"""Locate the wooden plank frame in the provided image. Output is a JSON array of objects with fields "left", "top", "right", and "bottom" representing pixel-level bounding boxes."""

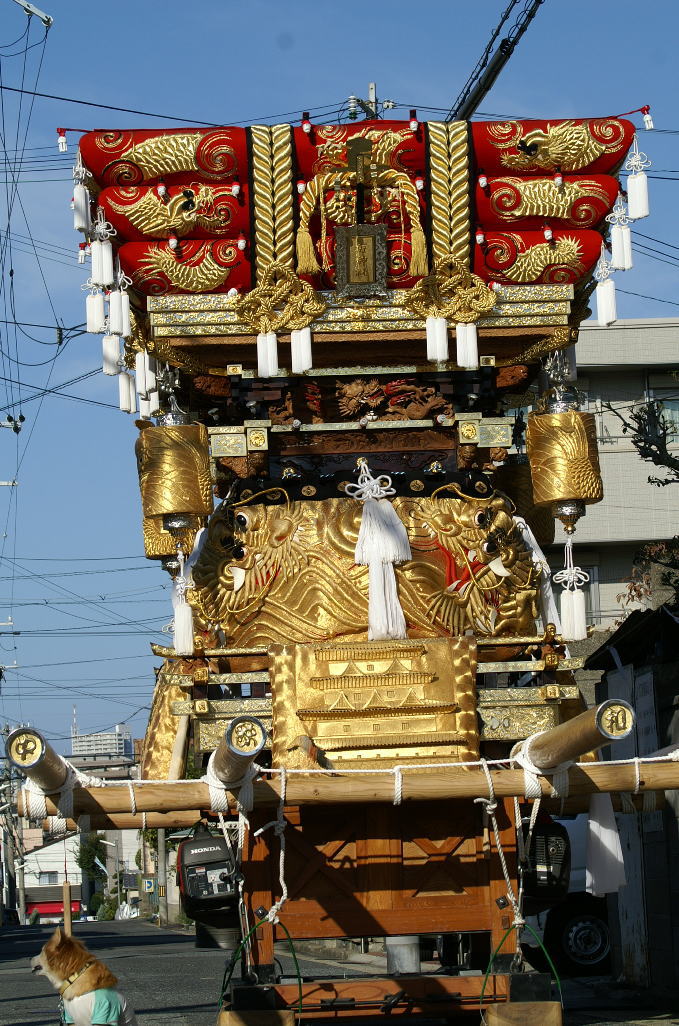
[{"left": 242, "top": 799, "right": 518, "bottom": 974}]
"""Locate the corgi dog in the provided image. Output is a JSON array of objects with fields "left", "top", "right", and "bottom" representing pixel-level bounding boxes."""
[{"left": 31, "top": 927, "right": 137, "bottom": 1026}]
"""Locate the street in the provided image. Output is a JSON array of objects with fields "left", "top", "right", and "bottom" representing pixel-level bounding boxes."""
[{"left": 0, "top": 920, "right": 675, "bottom": 1026}]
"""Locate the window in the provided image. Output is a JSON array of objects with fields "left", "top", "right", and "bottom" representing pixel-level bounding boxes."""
[
  {"left": 652, "top": 388, "right": 679, "bottom": 442},
  {"left": 38, "top": 871, "right": 58, "bottom": 885}
]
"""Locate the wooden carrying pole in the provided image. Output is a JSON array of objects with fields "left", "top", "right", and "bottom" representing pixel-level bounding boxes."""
[
  {"left": 42, "top": 812, "right": 206, "bottom": 833},
  {"left": 518, "top": 699, "right": 634, "bottom": 770},
  {"left": 211, "top": 716, "right": 267, "bottom": 786},
  {"left": 17, "top": 759, "right": 679, "bottom": 817},
  {"left": 6, "top": 727, "right": 68, "bottom": 791}
]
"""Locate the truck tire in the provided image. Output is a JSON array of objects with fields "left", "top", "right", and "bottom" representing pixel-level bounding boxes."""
[{"left": 544, "top": 896, "right": 610, "bottom": 976}]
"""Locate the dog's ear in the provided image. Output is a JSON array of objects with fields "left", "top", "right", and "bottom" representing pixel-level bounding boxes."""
[{"left": 52, "top": 926, "right": 63, "bottom": 943}]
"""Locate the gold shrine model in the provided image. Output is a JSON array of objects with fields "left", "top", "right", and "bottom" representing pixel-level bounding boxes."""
[{"left": 6, "top": 113, "right": 664, "bottom": 1025}]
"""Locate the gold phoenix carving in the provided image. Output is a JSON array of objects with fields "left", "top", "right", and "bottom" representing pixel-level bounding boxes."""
[
  {"left": 98, "top": 130, "right": 237, "bottom": 180},
  {"left": 401, "top": 254, "right": 497, "bottom": 322},
  {"left": 233, "top": 261, "right": 326, "bottom": 334},
  {"left": 269, "top": 637, "right": 479, "bottom": 769},
  {"left": 135, "top": 242, "right": 237, "bottom": 292},
  {"left": 487, "top": 119, "right": 628, "bottom": 172},
  {"left": 190, "top": 489, "right": 539, "bottom": 648},
  {"left": 526, "top": 410, "right": 603, "bottom": 506},
  {"left": 108, "top": 184, "right": 235, "bottom": 237},
  {"left": 135, "top": 423, "right": 213, "bottom": 517},
  {"left": 490, "top": 178, "right": 610, "bottom": 222},
  {"left": 487, "top": 235, "right": 584, "bottom": 283}
]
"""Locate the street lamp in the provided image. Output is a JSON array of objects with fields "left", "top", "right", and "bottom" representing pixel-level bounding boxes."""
[{"left": 100, "top": 839, "right": 121, "bottom": 908}]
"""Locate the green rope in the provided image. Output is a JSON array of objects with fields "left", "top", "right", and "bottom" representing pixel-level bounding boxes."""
[{"left": 479, "top": 922, "right": 564, "bottom": 1016}]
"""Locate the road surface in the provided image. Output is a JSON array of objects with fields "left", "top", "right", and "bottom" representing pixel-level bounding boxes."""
[{"left": 0, "top": 919, "right": 672, "bottom": 1026}]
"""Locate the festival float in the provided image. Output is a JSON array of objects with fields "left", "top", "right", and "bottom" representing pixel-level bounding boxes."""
[{"left": 6, "top": 107, "right": 675, "bottom": 1025}]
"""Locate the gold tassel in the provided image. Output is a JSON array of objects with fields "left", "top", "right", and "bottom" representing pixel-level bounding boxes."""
[
  {"left": 409, "top": 227, "right": 428, "bottom": 277},
  {"left": 296, "top": 228, "right": 321, "bottom": 274}
]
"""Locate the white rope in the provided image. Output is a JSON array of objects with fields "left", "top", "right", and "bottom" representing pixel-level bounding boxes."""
[
  {"left": 128, "top": 782, "right": 137, "bottom": 816},
  {"left": 203, "top": 751, "right": 231, "bottom": 813},
  {"left": 253, "top": 768, "right": 288, "bottom": 923},
  {"left": 633, "top": 757, "right": 641, "bottom": 795},
  {"left": 142, "top": 812, "right": 147, "bottom": 830},
  {"left": 513, "top": 732, "right": 573, "bottom": 799},
  {"left": 474, "top": 759, "right": 523, "bottom": 930},
  {"left": 22, "top": 758, "right": 104, "bottom": 823},
  {"left": 393, "top": 766, "right": 403, "bottom": 806}
]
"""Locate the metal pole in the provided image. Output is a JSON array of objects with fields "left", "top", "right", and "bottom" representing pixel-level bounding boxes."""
[
  {"left": 15, "top": 814, "right": 25, "bottom": 925},
  {"left": 157, "top": 828, "right": 168, "bottom": 927},
  {"left": 116, "top": 836, "right": 121, "bottom": 908}
]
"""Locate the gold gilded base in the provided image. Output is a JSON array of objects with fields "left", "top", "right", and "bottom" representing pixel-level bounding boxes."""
[{"left": 270, "top": 637, "right": 478, "bottom": 769}]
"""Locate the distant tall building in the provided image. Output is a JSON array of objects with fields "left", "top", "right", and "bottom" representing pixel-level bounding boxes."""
[{"left": 70, "top": 721, "right": 133, "bottom": 758}]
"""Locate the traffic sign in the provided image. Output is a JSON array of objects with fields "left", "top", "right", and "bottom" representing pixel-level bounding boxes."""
[{"left": 143, "top": 878, "right": 155, "bottom": 893}]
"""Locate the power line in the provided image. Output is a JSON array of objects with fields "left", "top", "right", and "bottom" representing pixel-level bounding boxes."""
[{"left": 0, "top": 85, "right": 345, "bottom": 128}]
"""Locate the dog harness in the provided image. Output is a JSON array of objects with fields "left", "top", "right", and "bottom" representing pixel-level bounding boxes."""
[{"left": 62, "top": 988, "right": 137, "bottom": 1026}]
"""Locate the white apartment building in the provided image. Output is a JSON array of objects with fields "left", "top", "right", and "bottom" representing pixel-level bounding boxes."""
[
  {"left": 546, "top": 318, "right": 679, "bottom": 628},
  {"left": 71, "top": 722, "right": 133, "bottom": 758}
]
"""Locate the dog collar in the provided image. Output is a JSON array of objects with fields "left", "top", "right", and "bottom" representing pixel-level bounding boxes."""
[{"left": 58, "top": 960, "right": 95, "bottom": 996}]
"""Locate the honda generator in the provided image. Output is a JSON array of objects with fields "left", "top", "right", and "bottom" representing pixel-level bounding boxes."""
[{"left": 177, "top": 828, "right": 238, "bottom": 918}]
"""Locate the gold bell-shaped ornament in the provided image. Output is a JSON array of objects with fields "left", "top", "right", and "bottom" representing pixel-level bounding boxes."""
[{"left": 526, "top": 382, "right": 604, "bottom": 641}]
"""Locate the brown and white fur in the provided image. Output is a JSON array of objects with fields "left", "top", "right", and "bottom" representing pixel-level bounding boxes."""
[{"left": 31, "top": 927, "right": 136, "bottom": 1025}]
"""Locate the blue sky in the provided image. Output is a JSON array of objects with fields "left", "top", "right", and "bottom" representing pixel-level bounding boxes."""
[{"left": 0, "top": 0, "right": 678, "bottom": 751}]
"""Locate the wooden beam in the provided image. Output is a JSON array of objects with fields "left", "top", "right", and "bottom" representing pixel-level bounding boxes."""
[
  {"left": 521, "top": 700, "right": 634, "bottom": 770},
  {"left": 42, "top": 812, "right": 206, "bottom": 833},
  {"left": 17, "top": 759, "right": 679, "bottom": 817}
]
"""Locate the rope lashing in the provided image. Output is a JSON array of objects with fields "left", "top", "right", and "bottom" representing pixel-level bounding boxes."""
[
  {"left": 513, "top": 731, "right": 573, "bottom": 799},
  {"left": 127, "top": 782, "right": 137, "bottom": 816},
  {"left": 253, "top": 768, "right": 288, "bottom": 923},
  {"left": 474, "top": 759, "right": 524, "bottom": 931},
  {"left": 23, "top": 758, "right": 104, "bottom": 823},
  {"left": 393, "top": 766, "right": 403, "bottom": 806}
]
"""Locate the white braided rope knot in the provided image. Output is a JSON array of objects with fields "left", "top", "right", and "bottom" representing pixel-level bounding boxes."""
[
  {"left": 23, "top": 758, "right": 105, "bottom": 823},
  {"left": 513, "top": 732, "right": 573, "bottom": 799}
]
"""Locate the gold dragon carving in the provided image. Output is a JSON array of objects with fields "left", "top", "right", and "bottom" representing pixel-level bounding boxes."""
[
  {"left": 97, "top": 130, "right": 237, "bottom": 180},
  {"left": 489, "top": 178, "right": 611, "bottom": 222},
  {"left": 135, "top": 242, "right": 238, "bottom": 292},
  {"left": 486, "top": 235, "right": 584, "bottom": 283},
  {"left": 400, "top": 253, "right": 497, "bottom": 322},
  {"left": 189, "top": 488, "right": 540, "bottom": 647},
  {"left": 108, "top": 184, "right": 235, "bottom": 237},
  {"left": 487, "top": 119, "right": 627, "bottom": 172},
  {"left": 233, "top": 261, "right": 326, "bottom": 333},
  {"left": 526, "top": 410, "right": 604, "bottom": 506}
]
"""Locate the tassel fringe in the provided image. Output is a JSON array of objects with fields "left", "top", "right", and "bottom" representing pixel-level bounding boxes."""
[
  {"left": 296, "top": 229, "right": 321, "bottom": 274},
  {"left": 409, "top": 227, "right": 428, "bottom": 277}
]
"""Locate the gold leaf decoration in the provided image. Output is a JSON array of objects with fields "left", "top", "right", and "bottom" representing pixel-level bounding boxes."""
[
  {"left": 234, "top": 261, "right": 326, "bottom": 334},
  {"left": 401, "top": 253, "right": 497, "bottom": 322},
  {"left": 526, "top": 410, "right": 603, "bottom": 506}
]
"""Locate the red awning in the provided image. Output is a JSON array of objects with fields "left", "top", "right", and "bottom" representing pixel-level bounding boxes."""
[{"left": 26, "top": 901, "right": 80, "bottom": 914}]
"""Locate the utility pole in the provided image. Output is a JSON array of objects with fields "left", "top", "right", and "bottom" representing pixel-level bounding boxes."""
[
  {"left": 157, "top": 828, "right": 168, "bottom": 926},
  {"left": 446, "top": 0, "right": 545, "bottom": 121}
]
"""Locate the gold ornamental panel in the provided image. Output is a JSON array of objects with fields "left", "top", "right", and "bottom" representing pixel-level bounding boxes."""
[
  {"left": 269, "top": 637, "right": 479, "bottom": 769},
  {"left": 526, "top": 410, "right": 603, "bottom": 507}
]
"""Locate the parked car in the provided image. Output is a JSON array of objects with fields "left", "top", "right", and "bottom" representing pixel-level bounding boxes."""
[{"left": 523, "top": 814, "right": 611, "bottom": 976}]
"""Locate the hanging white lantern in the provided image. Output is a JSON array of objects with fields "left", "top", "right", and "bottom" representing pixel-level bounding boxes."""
[
  {"left": 134, "top": 351, "right": 147, "bottom": 396},
  {"left": 256, "top": 332, "right": 278, "bottom": 377},
  {"left": 624, "top": 135, "right": 651, "bottom": 220},
  {"left": 147, "top": 389, "right": 160, "bottom": 415},
  {"left": 120, "top": 291, "right": 131, "bottom": 338},
  {"left": 108, "top": 290, "right": 124, "bottom": 335},
  {"left": 118, "top": 373, "right": 135, "bottom": 413},
  {"left": 145, "top": 355, "right": 157, "bottom": 393},
  {"left": 139, "top": 396, "right": 152, "bottom": 419},
  {"left": 86, "top": 292, "right": 106, "bottom": 334},
  {"left": 610, "top": 223, "right": 633, "bottom": 270},
  {"left": 73, "top": 183, "right": 91, "bottom": 234},
  {"left": 102, "top": 335, "right": 120, "bottom": 376},
  {"left": 456, "top": 322, "right": 479, "bottom": 370},
  {"left": 426, "top": 316, "right": 448, "bottom": 362},
  {"left": 90, "top": 240, "right": 104, "bottom": 285},
  {"left": 594, "top": 247, "right": 617, "bottom": 327},
  {"left": 291, "top": 327, "right": 313, "bottom": 373}
]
